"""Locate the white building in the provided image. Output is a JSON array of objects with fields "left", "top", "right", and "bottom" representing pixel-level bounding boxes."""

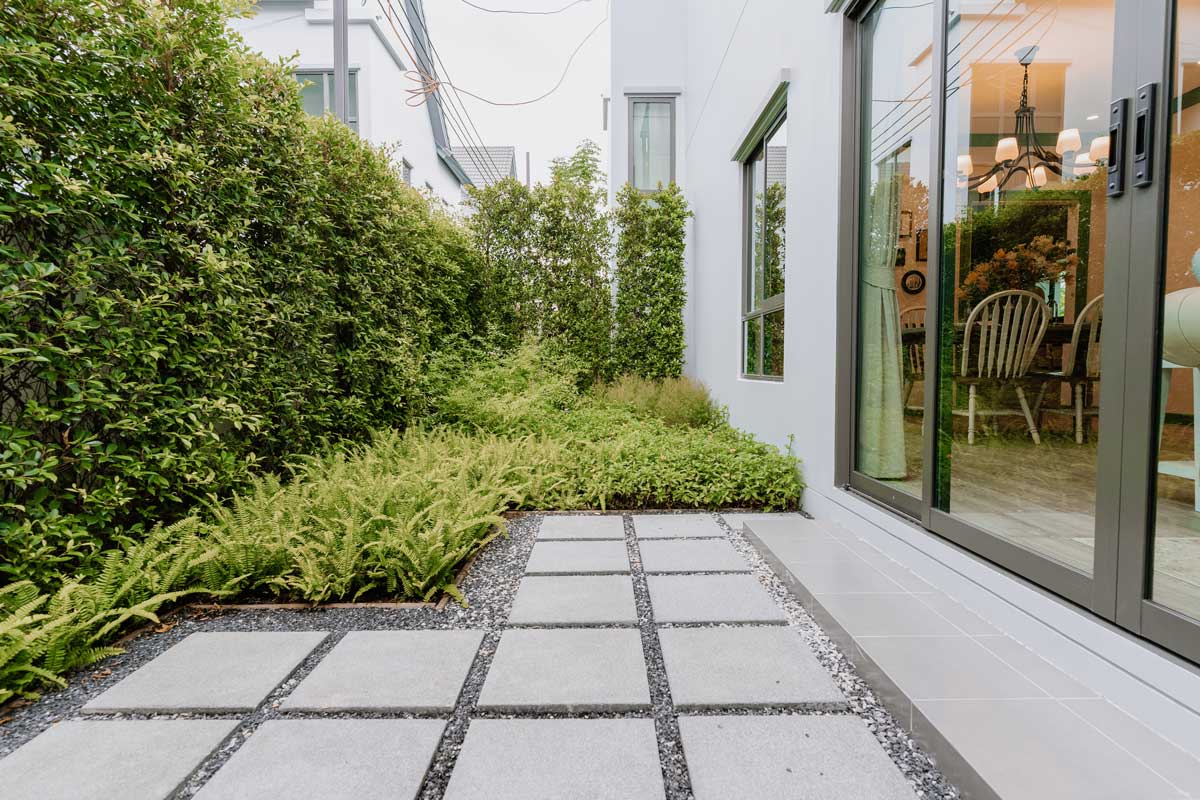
[
  {"left": 611, "top": 0, "right": 1200, "bottom": 795},
  {"left": 230, "top": 0, "right": 472, "bottom": 204}
]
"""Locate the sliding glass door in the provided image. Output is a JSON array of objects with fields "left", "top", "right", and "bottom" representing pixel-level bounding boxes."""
[{"left": 843, "top": 0, "right": 1200, "bottom": 662}]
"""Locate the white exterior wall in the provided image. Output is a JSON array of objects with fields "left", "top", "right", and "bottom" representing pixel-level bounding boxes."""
[
  {"left": 230, "top": 0, "right": 464, "bottom": 205},
  {"left": 610, "top": 0, "right": 844, "bottom": 493}
]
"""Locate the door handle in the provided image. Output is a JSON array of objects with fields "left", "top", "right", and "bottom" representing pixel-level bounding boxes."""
[
  {"left": 1133, "top": 82, "right": 1157, "bottom": 188},
  {"left": 1107, "top": 97, "right": 1127, "bottom": 197}
]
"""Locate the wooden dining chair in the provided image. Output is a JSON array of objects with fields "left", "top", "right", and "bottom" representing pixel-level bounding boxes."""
[
  {"left": 900, "top": 306, "right": 926, "bottom": 410},
  {"left": 1040, "top": 294, "right": 1103, "bottom": 444},
  {"left": 953, "top": 290, "right": 1052, "bottom": 445}
]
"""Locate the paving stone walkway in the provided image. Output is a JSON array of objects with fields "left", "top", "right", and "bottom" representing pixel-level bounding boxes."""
[{"left": 0, "top": 513, "right": 922, "bottom": 799}]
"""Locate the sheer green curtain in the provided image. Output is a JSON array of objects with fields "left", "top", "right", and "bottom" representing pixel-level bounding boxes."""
[{"left": 857, "top": 157, "right": 907, "bottom": 479}]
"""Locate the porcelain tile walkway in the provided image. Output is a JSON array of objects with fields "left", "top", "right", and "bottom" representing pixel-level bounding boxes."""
[{"left": 0, "top": 514, "right": 922, "bottom": 800}]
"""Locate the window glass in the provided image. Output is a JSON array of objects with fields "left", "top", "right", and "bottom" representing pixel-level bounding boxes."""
[
  {"left": 294, "top": 71, "right": 359, "bottom": 133},
  {"left": 934, "top": 0, "right": 1114, "bottom": 573},
  {"left": 854, "top": 0, "right": 932, "bottom": 496},
  {"left": 631, "top": 100, "right": 673, "bottom": 191},
  {"left": 747, "top": 146, "right": 766, "bottom": 313},
  {"left": 764, "top": 124, "right": 787, "bottom": 300},
  {"left": 763, "top": 310, "right": 785, "bottom": 377}
]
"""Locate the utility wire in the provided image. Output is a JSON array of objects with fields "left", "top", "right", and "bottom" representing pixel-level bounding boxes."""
[
  {"left": 401, "top": 0, "right": 509, "bottom": 181},
  {"left": 376, "top": 0, "right": 504, "bottom": 184},
  {"left": 457, "top": 0, "right": 592, "bottom": 14}
]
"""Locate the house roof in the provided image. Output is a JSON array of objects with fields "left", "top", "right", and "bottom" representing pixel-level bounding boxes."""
[
  {"left": 407, "top": 0, "right": 474, "bottom": 187},
  {"left": 450, "top": 146, "right": 519, "bottom": 187}
]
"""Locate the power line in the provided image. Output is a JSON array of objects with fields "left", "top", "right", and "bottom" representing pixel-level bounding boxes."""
[
  {"left": 411, "top": 0, "right": 609, "bottom": 108},
  {"left": 376, "top": 0, "right": 504, "bottom": 184},
  {"left": 402, "top": 0, "right": 509, "bottom": 182},
  {"left": 458, "top": 0, "right": 593, "bottom": 14}
]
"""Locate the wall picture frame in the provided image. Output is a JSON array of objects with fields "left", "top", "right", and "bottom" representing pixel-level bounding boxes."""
[{"left": 899, "top": 210, "right": 913, "bottom": 238}]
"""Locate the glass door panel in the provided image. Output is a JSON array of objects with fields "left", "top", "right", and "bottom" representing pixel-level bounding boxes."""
[
  {"left": 936, "top": 0, "right": 1115, "bottom": 576},
  {"left": 854, "top": 0, "right": 935, "bottom": 499},
  {"left": 1151, "top": 0, "right": 1200, "bottom": 623}
]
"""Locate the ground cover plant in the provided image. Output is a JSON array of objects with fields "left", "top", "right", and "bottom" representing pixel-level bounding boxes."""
[{"left": 0, "top": 345, "right": 802, "bottom": 703}]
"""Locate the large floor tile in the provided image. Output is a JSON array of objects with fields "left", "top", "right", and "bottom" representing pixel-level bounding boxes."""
[
  {"left": 537, "top": 515, "right": 625, "bottom": 540},
  {"left": 647, "top": 574, "right": 787, "bottom": 624},
  {"left": 658, "top": 626, "right": 844, "bottom": 708},
  {"left": 281, "top": 630, "right": 481, "bottom": 712},
  {"left": 0, "top": 720, "right": 237, "bottom": 800},
  {"left": 84, "top": 631, "right": 327, "bottom": 713},
  {"left": 815, "top": 594, "right": 959, "bottom": 637},
  {"left": 477, "top": 628, "right": 650, "bottom": 711},
  {"left": 787, "top": 557, "right": 908, "bottom": 594},
  {"left": 524, "top": 540, "right": 630, "bottom": 575},
  {"left": 914, "top": 698, "right": 1184, "bottom": 799},
  {"left": 444, "top": 718, "right": 664, "bottom": 800},
  {"left": 638, "top": 539, "right": 749, "bottom": 573},
  {"left": 973, "top": 635, "right": 1098, "bottom": 699},
  {"left": 632, "top": 513, "right": 724, "bottom": 538},
  {"left": 856, "top": 636, "right": 1046, "bottom": 701},
  {"left": 507, "top": 575, "right": 637, "bottom": 626},
  {"left": 1062, "top": 699, "right": 1200, "bottom": 795},
  {"left": 193, "top": 719, "right": 444, "bottom": 800},
  {"left": 678, "top": 715, "right": 916, "bottom": 799}
]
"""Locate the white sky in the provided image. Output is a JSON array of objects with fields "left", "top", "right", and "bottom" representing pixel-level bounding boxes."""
[{"left": 420, "top": 0, "right": 611, "bottom": 185}]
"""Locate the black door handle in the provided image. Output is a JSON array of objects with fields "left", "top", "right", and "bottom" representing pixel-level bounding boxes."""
[
  {"left": 1107, "top": 98, "right": 1127, "bottom": 198},
  {"left": 1133, "top": 82, "right": 1157, "bottom": 188}
]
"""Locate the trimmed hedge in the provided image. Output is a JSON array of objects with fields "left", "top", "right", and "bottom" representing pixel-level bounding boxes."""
[{"left": 0, "top": 0, "right": 482, "bottom": 587}]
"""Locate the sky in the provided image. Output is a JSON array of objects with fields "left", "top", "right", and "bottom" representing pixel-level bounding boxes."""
[{"left": 420, "top": 0, "right": 611, "bottom": 185}]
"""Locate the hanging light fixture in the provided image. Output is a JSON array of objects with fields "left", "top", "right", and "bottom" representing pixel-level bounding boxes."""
[{"left": 965, "top": 46, "right": 1074, "bottom": 194}]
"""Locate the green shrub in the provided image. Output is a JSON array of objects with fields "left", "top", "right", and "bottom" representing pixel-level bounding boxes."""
[
  {"left": 0, "top": 0, "right": 483, "bottom": 587},
  {"left": 612, "top": 183, "right": 691, "bottom": 378},
  {"left": 597, "top": 374, "right": 725, "bottom": 429}
]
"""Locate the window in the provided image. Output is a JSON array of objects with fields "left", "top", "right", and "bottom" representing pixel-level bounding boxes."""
[
  {"left": 401, "top": 159, "right": 413, "bottom": 186},
  {"left": 628, "top": 97, "right": 675, "bottom": 192},
  {"left": 741, "top": 114, "right": 786, "bottom": 378},
  {"left": 294, "top": 70, "right": 359, "bottom": 133}
]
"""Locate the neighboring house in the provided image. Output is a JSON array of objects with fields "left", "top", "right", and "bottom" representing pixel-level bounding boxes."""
[
  {"left": 451, "top": 146, "right": 520, "bottom": 190},
  {"left": 230, "top": 0, "right": 472, "bottom": 205},
  {"left": 611, "top": 0, "right": 1200, "bottom": 794}
]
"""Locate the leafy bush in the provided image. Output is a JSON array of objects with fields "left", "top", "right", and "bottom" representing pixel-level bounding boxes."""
[
  {"left": 597, "top": 374, "right": 725, "bottom": 429},
  {"left": 0, "top": 0, "right": 483, "bottom": 587},
  {"left": 612, "top": 183, "right": 691, "bottom": 378}
]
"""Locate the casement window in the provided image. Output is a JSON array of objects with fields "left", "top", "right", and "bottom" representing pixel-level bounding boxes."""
[
  {"left": 294, "top": 70, "right": 359, "bottom": 133},
  {"left": 740, "top": 110, "right": 787, "bottom": 379},
  {"left": 628, "top": 96, "right": 675, "bottom": 192}
]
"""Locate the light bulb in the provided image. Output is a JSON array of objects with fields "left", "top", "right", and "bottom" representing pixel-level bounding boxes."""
[
  {"left": 995, "top": 137, "right": 1019, "bottom": 162},
  {"left": 1056, "top": 128, "right": 1081, "bottom": 155},
  {"left": 1089, "top": 135, "right": 1110, "bottom": 163},
  {"left": 957, "top": 155, "right": 974, "bottom": 176},
  {"left": 1033, "top": 165, "right": 1049, "bottom": 187},
  {"left": 977, "top": 175, "right": 999, "bottom": 194}
]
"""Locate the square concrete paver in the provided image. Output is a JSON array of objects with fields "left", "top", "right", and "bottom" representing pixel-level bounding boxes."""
[
  {"left": 193, "top": 719, "right": 444, "bottom": 800},
  {"left": 444, "top": 718, "right": 665, "bottom": 800},
  {"left": 524, "top": 540, "right": 630, "bottom": 575},
  {"left": 0, "top": 720, "right": 237, "bottom": 800},
  {"left": 679, "top": 715, "right": 917, "bottom": 799},
  {"left": 658, "top": 627, "right": 844, "bottom": 708},
  {"left": 639, "top": 539, "right": 749, "bottom": 573},
  {"left": 508, "top": 575, "right": 637, "bottom": 626},
  {"left": 537, "top": 515, "right": 626, "bottom": 540},
  {"left": 647, "top": 574, "right": 787, "bottom": 624},
  {"left": 633, "top": 514, "right": 724, "bottom": 538},
  {"left": 84, "top": 631, "right": 327, "bottom": 713},
  {"left": 477, "top": 628, "right": 650, "bottom": 711},
  {"left": 281, "top": 630, "right": 482, "bottom": 712}
]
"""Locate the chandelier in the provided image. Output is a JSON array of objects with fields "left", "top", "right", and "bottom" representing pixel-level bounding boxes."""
[{"left": 960, "top": 47, "right": 1109, "bottom": 194}]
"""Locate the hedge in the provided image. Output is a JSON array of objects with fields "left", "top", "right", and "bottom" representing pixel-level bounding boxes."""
[{"left": 0, "top": 0, "right": 484, "bottom": 588}]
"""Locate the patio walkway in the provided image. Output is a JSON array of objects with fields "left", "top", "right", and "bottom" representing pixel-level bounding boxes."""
[{"left": 0, "top": 514, "right": 925, "bottom": 800}]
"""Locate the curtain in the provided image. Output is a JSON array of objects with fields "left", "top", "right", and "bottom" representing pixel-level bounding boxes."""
[{"left": 856, "top": 157, "right": 907, "bottom": 479}]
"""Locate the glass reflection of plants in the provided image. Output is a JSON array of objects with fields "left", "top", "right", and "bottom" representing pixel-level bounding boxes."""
[
  {"left": 959, "top": 235, "right": 1076, "bottom": 309},
  {"left": 752, "top": 182, "right": 787, "bottom": 302}
]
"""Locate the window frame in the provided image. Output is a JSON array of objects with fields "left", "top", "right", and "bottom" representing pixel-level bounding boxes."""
[
  {"left": 401, "top": 159, "right": 413, "bottom": 186},
  {"left": 627, "top": 95, "right": 677, "bottom": 193},
  {"left": 740, "top": 111, "right": 787, "bottom": 380},
  {"left": 294, "top": 69, "right": 360, "bottom": 132}
]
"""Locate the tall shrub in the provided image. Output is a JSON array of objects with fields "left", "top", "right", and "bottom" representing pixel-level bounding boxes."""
[
  {"left": 0, "top": 0, "right": 482, "bottom": 586},
  {"left": 612, "top": 183, "right": 691, "bottom": 378}
]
